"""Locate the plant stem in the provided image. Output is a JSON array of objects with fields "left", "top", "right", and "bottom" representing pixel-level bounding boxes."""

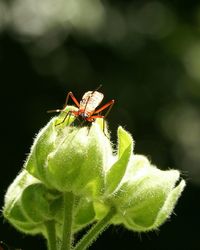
[
  {"left": 73, "top": 207, "right": 116, "bottom": 250},
  {"left": 45, "top": 220, "right": 57, "bottom": 250},
  {"left": 61, "top": 192, "right": 75, "bottom": 250}
]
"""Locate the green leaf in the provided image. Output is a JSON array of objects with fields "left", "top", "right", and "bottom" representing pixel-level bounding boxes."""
[
  {"left": 21, "top": 183, "right": 60, "bottom": 223},
  {"left": 154, "top": 179, "right": 186, "bottom": 228},
  {"left": 74, "top": 199, "right": 95, "bottom": 227},
  {"left": 25, "top": 118, "right": 56, "bottom": 187},
  {"left": 105, "top": 127, "right": 133, "bottom": 195},
  {"left": 3, "top": 170, "right": 47, "bottom": 235},
  {"left": 118, "top": 126, "right": 134, "bottom": 159}
]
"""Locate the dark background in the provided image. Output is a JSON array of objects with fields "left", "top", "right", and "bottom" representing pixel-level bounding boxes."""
[{"left": 0, "top": 0, "right": 199, "bottom": 249}]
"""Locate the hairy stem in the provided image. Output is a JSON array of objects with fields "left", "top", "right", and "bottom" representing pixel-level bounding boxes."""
[
  {"left": 61, "top": 192, "right": 75, "bottom": 250},
  {"left": 73, "top": 207, "right": 116, "bottom": 250},
  {"left": 45, "top": 220, "right": 57, "bottom": 250}
]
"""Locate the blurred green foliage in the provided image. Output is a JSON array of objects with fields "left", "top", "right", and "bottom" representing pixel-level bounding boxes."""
[{"left": 0, "top": 0, "right": 200, "bottom": 249}]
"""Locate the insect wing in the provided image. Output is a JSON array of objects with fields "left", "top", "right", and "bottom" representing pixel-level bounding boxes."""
[{"left": 80, "top": 91, "right": 104, "bottom": 113}]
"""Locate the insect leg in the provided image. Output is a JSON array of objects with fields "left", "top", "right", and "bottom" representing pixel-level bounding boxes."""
[
  {"left": 55, "top": 111, "right": 72, "bottom": 126},
  {"left": 93, "top": 99, "right": 115, "bottom": 133},
  {"left": 93, "top": 99, "right": 115, "bottom": 115},
  {"left": 47, "top": 109, "right": 63, "bottom": 113},
  {"left": 63, "top": 92, "right": 80, "bottom": 109},
  {"left": 87, "top": 115, "right": 107, "bottom": 135},
  {"left": 47, "top": 92, "right": 80, "bottom": 113}
]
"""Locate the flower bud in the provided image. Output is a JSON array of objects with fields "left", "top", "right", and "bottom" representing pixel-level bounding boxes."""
[
  {"left": 93, "top": 126, "right": 134, "bottom": 220},
  {"left": 110, "top": 155, "right": 186, "bottom": 231},
  {"left": 105, "top": 126, "right": 134, "bottom": 195},
  {"left": 24, "top": 106, "right": 113, "bottom": 197},
  {"left": 3, "top": 170, "right": 61, "bottom": 235}
]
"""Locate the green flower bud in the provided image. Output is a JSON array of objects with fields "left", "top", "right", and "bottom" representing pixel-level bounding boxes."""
[
  {"left": 105, "top": 126, "right": 134, "bottom": 195},
  {"left": 3, "top": 170, "right": 61, "bottom": 235},
  {"left": 110, "top": 155, "right": 186, "bottom": 232},
  {"left": 93, "top": 126, "right": 134, "bottom": 220},
  {"left": 25, "top": 106, "right": 113, "bottom": 197},
  {"left": 92, "top": 127, "right": 185, "bottom": 232}
]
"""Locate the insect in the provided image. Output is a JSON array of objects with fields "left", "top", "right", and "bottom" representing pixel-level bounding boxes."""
[{"left": 48, "top": 85, "right": 115, "bottom": 129}]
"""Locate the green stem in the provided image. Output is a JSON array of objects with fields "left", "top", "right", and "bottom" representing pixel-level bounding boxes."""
[
  {"left": 45, "top": 220, "right": 57, "bottom": 250},
  {"left": 73, "top": 207, "right": 116, "bottom": 250},
  {"left": 61, "top": 192, "right": 75, "bottom": 250}
]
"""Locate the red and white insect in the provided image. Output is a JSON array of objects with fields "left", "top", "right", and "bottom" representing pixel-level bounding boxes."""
[{"left": 48, "top": 86, "right": 114, "bottom": 126}]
